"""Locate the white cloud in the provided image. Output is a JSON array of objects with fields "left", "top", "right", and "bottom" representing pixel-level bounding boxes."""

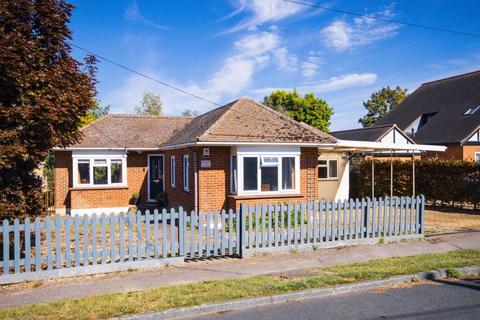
[
  {"left": 104, "top": 30, "right": 287, "bottom": 115},
  {"left": 301, "top": 53, "right": 322, "bottom": 78},
  {"left": 220, "top": 0, "right": 305, "bottom": 33},
  {"left": 124, "top": 1, "right": 167, "bottom": 30},
  {"left": 321, "top": 6, "right": 399, "bottom": 51},
  {"left": 273, "top": 47, "right": 298, "bottom": 72},
  {"left": 253, "top": 72, "right": 378, "bottom": 95}
]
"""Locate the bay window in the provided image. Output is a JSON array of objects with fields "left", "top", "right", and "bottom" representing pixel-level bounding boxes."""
[
  {"left": 72, "top": 152, "right": 127, "bottom": 188},
  {"left": 233, "top": 147, "right": 300, "bottom": 195}
]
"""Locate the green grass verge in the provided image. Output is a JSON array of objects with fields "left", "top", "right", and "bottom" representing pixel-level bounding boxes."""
[{"left": 1, "top": 249, "right": 479, "bottom": 320}]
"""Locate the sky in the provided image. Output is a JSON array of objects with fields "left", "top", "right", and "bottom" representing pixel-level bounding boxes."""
[{"left": 69, "top": 0, "right": 480, "bottom": 131}]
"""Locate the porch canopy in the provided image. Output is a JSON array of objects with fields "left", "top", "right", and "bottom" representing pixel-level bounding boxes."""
[{"left": 318, "top": 139, "right": 447, "bottom": 199}]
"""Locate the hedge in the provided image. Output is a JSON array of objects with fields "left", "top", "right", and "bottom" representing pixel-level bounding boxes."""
[{"left": 350, "top": 158, "right": 480, "bottom": 208}]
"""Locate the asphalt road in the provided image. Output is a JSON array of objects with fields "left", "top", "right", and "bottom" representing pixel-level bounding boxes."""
[{"left": 191, "top": 277, "right": 480, "bottom": 320}]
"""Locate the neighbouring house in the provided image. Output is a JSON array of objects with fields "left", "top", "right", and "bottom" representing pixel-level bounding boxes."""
[
  {"left": 330, "top": 124, "right": 419, "bottom": 159},
  {"left": 375, "top": 70, "right": 480, "bottom": 161},
  {"left": 53, "top": 98, "right": 444, "bottom": 215}
]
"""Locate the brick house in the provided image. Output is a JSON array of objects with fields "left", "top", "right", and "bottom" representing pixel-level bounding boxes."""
[
  {"left": 53, "top": 98, "right": 444, "bottom": 215},
  {"left": 375, "top": 70, "right": 480, "bottom": 161}
]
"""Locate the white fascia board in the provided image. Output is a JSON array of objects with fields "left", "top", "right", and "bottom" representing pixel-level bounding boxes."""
[{"left": 336, "top": 140, "right": 446, "bottom": 152}]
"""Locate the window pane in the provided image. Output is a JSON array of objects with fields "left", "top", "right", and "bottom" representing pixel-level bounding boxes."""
[
  {"left": 94, "top": 159, "right": 107, "bottom": 165},
  {"left": 261, "top": 156, "right": 279, "bottom": 166},
  {"left": 476, "top": 153, "right": 480, "bottom": 162},
  {"left": 318, "top": 166, "right": 328, "bottom": 179},
  {"left": 231, "top": 156, "right": 237, "bottom": 193},
  {"left": 243, "top": 157, "right": 258, "bottom": 191},
  {"left": 261, "top": 166, "right": 278, "bottom": 191},
  {"left": 329, "top": 160, "right": 338, "bottom": 178},
  {"left": 111, "top": 159, "right": 122, "bottom": 183},
  {"left": 282, "top": 157, "right": 295, "bottom": 190},
  {"left": 94, "top": 166, "right": 107, "bottom": 184},
  {"left": 78, "top": 160, "right": 90, "bottom": 184},
  {"left": 318, "top": 160, "right": 327, "bottom": 166}
]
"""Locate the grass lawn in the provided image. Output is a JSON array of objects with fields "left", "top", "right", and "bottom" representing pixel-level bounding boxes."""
[{"left": 1, "top": 249, "right": 479, "bottom": 320}]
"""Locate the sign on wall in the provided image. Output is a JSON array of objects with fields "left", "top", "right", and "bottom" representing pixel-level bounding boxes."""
[{"left": 201, "top": 159, "right": 211, "bottom": 168}]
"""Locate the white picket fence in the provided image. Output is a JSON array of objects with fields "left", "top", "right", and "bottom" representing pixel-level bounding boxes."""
[{"left": 0, "top": 196, "right": 424, "bottom": 284}]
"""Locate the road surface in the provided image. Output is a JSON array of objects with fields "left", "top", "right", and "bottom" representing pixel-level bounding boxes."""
[{"left": 190, "top": 277, "right": 480, "bottom": 320}]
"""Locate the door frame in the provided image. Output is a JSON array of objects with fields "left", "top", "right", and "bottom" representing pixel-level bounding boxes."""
[{"left": 147, "top": 154, "right": 165, "bottom": 202}]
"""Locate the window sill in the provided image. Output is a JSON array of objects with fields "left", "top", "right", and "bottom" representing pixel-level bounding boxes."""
[
  {"left": 70, "top": 185, "right": 128, "bottom": 191},
  {"left": 318, "top": 178, "right": 339, "bottom": 181},
  {"left": 228, "top": 193, "right": 302, "bottom": 200}
]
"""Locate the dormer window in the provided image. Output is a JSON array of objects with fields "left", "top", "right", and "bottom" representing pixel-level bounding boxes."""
[{"left": 463, "top": 106, "right": 480, "bottom": 116}]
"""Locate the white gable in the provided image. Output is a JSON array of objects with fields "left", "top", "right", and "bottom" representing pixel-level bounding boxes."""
[
  {"left": 379, "top": 127, "right": 412, "bottom": 144},
  {"left": 467, "top": 129, "right": 480, "bottom": 142}
]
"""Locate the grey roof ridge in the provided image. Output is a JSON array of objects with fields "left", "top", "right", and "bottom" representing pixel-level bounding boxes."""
[{"left": 421, "top": 69, "right": 480, "bottom": 87}]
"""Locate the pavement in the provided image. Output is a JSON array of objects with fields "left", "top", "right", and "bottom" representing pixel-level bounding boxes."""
[
  {"left": 0, "top": 231, "right": 479, "bottom": 309},
  {"left": 191, "top": 276, "right": 480, "bottom": 320}
]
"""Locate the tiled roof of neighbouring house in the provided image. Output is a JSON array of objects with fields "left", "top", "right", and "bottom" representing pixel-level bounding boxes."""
[
  {"left": 70, "top": 98, "right": 336, "bottom": 149},
  {"left": 330, "top": 124, "right": 396, "bottom": 142},
  {"left": 375, "top": 70, "right": 480, "bottom": 144}
]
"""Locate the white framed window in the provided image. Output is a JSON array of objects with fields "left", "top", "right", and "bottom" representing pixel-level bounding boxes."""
[
  {"left": 318, "top": 159, "right": 338, "bottom": 180},
  {"left": 475, "top": 152, "right": 480, "bottom": 162},
  {"left": 234, "top": 146, "right": 300, "bottom": 196},
  {"left": 72, "top": 151, "right": 127, "bottom": 188},
  {"left": 170, "top": 156, "right": 176, "bottom": 188},
  {"left": 183, "top": 154, "right": 189, "bottom": 192}
]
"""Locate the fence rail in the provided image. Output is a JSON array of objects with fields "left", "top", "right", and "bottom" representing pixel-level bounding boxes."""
[{"left": 0, "top": 196, "right": 424, "bottom": 284}]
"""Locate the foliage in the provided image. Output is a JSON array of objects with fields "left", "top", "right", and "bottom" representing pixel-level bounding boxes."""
[
  {"left": 358, "top": 86, "right": 408, "bottom": 128},
  {"left": 80, "top": 99, "right": 110, "bottom": 127},
  {"left": 181, "top": 109, "right": 198, "bottom": 117},
  {"left": 0, "top": 249, "right": 477, "bottom": 319},
  {"left": 134, "top": 92, "right": 163, "bottom": 115},
  {"left": 0, "top": 0, "right": 97, "bottom": 220},
  {"left": 350, "top": 158, "right": 480, "bottom": 208},
  {"left": 263, "top": 90, "right": 333, "bottom": 132}
]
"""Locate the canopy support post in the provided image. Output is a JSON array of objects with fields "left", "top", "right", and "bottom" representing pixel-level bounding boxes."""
[
  {"left": 412, "top": 151, "right": 416, "bottom": 197},
  {"left": 390, "top": 150, "right": 393, "bottom": 199},
  {"left": 371, "top": 154, "right": 375, "bottom": 199}
]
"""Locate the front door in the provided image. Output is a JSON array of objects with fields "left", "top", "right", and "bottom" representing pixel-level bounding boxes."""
[{"left": 149, "top": 155, "right": 164, "bottom": 201}]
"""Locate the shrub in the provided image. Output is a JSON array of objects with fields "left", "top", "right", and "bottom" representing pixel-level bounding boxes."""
[{"left": 350, "top": 158, "right": 480, "bottom": 208}]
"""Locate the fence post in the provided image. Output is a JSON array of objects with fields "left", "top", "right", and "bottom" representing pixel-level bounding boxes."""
[
  {"left": 364, "top": 197, "right": 370, "bottom": 238},
  {"left": 178, "top": 207, "right": 185, "bottom": 257},
  {"left": 419, "top": 195, "right": 425, "bottom": 234},
  {"left": 238, "top": 203, "right": 245, "bottom": 258}
]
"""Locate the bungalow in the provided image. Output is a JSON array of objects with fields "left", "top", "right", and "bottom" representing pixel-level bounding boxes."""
[{"left": 53, "top": 98, "right": 445, "bottom": 215}]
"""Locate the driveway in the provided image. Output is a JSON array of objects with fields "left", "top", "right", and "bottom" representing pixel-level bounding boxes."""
[
  {"left": 191, "top": 276, "right": 480, "bottom": 320},
  {"left": 426, "top": 209, "right": 480, "bottom": 233}
]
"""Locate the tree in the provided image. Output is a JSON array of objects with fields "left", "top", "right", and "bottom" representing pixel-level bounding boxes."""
[
  {"left": 134, "top": 92, "right": 163, "bottom": 115},
  {"left": 263, "top": 90, "right": 333, "bottom": 132},
  {"left": 358, "top": 86, "right": 408, "bottom": 128},
  {"left": 0, "top": 0, "right": 97, "bottom": 220},
  {"left": 181, "top": 109, "right": 198, "bottom": 117},
  {"left": 81, "top": 99, "right": 110, "bottom": 126}
]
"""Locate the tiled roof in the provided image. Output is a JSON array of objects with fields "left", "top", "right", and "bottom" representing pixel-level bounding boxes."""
[
  {"left": 72, "top": 115, "right": 193, "bottom": 148},
  {"left": 71, "top": 98, "right": 336, "bottom": 149},
  {"left": 330, "top": 124, "right": 395, "bottom": 142},
  {"left": 164, "top": 98, "right": 336, "bottom": 146},
  {"left": 376, "top": 70, "right": 480, "bottom": 144}
]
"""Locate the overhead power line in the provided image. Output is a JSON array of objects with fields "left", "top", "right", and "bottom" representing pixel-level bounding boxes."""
[
  {"left": 70, "top": 43, "right": 222, "bottom": 107},
  {"left": 284, "top": 0, "right": 480, "bottom": 39}
]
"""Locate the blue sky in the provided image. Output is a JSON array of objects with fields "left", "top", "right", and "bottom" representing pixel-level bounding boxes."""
[{"left": 69, "top": 0, "right": 480, "bottom": 130}]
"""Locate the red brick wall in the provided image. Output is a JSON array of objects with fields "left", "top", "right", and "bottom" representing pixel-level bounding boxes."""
[
  {"left": 425, "top": 144, "right": 480, "bottom": 161},
  {"left": 164, "top": 148, "right": 195, "bottom": 212},
  {"left": 462, "top": 145, "right": 480, "bottom": 161},
  {"left": 54, "top": 151, "right": 151, "bottom": 213}
]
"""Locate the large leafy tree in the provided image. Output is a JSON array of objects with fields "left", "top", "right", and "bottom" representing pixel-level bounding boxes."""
[
  {"left": 263, "top": 90, "right": 333, "bottom": 132},
  {"left": 0, "top": 0, "right": 97, "bottom": 219},
  {"left": 359, "top": 86, "right": 408, "bottom": 128},
  {"left": 134, "top": 92, "right": 163, "bottom": 115}
]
